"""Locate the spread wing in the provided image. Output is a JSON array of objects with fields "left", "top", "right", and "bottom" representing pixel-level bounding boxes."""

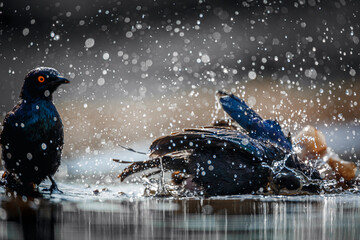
[
  {"left": 150, "top": 127, "right": 286, "bottom": 162},
  {"left": 0, "top": 104, "right": 21, "bottom": 147},
  {"left": 119, "top": 127, "right": 287, "bottom": 181}
]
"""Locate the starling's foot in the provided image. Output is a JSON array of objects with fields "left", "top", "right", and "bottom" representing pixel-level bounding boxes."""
[
  {"left": 43, "top": 176, "right": 63, "bottom": 194},
  {"left": 0, "top": 171, "right": 7, "bottom": 186}
]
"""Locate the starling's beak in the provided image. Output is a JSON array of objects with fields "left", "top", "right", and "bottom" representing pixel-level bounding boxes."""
[
  {"left": 48, "top": 76, "right": 70, "bottom": 87},
  {"left": 47, "top": 76, "right": 70, "bottom": 90},
  {"left": 56, "top": 76, "right": 70, "bottom": 84}
]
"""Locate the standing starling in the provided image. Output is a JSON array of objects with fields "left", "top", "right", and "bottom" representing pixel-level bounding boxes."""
[{"left": 0, "top": 67, "right": 70, "bottom": 193}]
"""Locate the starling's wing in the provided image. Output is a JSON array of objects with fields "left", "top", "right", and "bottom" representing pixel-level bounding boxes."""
[
  {"left": 217, "top": 91, "right": 292, "bottom": 150},
  {"left": 0, "top": 106, "right": 20, "bottom": 147},
  {"left": 150, "top": 127, "right": 286, "bottom": 163},
  {"left": 0, "top": 105, "right": 27, "bottom": 175},
  {"left": 119, "top": 127, "right": 278, "bottom": 182}
]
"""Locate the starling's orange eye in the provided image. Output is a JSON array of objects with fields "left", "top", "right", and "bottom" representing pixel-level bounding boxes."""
[{"left": 38, "top": 76, "right": 45, "bottom": 83}]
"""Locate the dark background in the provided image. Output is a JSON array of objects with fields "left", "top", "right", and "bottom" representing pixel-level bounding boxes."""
[{"left": 1, "top": 0, "right": 359, "bottom": 105}]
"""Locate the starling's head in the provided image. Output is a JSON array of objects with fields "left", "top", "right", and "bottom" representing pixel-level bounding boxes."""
[{"left": 20, "top": 67, "right": 70, "bottom": 100}]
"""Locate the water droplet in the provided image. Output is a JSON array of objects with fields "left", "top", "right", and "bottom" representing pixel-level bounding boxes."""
[
  {"left": 223, "top": 24, "right": 232, "bottom": 33},
  {"left": 349, "top": 69, "right": 356, "bottom": 76},
  {"left": 305, "top": 68, "right": 317, "bottom": 79},
  {"left": 248, "top": 71, "right": 257, "bottom": 80},
  {"left": 247, "top": 96, "right": 256, "bottom": 107},
  {"left": 102, "top": 52, "right": 110, "bottom": 60},
  {"left": 241, "top": 138, "right": 249, "bottom": 145},
  {"left": 41, "top": 143, "right": 47, "bottom": 150},
  {"left": 201, "top": 54, "right": 210, "bottom": 63},
  {"left": 22, "top": 28, "right": 29, "bottom": 36},
  {"left": 97, "top": 78, "right": 105, "bottom": 86},
  {"left": 85, "top": 38, "right": 95, "bottom": 48},
  {"left": 27, "top": 153, "right": 32, "bottom": 160},
  {"left": 126, "top": 31, "right": 133, "bottom": 38}
]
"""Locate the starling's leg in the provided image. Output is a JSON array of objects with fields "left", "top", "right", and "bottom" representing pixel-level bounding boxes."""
[{"left": 48, "top": 176, "right": 63, "bottom": 194}]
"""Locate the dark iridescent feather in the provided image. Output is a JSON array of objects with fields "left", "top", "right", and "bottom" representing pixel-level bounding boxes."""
[
  {"left": 150, "top": 127, "right": 287, "bottom": 163},
  {"left": 0, "top": 67, "right": 70, "bottom": 193},
  {"left": 218, "top": 91, "right": 292, "bottom": 150}
]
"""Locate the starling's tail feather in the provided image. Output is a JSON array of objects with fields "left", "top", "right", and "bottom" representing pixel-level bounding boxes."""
[
  {"left": 119, "top": 145, "right": 147, "bottom": 155},
  {"left": 217, "top": 91, "right": 262, "bottom": 131},
  {"left": 218, "top": 91, "right": 292, "bottom": 150},
  {"left": 118, "top": 158, "right": 161, "bottom": 181},
  {"left": 117, "top": 155, "right": 188, "bottom": 181},
  {"left": 113, "top": 159, "right": 141, "bottom": 164}
]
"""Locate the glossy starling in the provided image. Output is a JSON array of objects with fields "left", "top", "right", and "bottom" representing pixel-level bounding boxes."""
[
  {"left": 0, "top": 67, "right": 70, "bottom": 193},
  {"left": 118, "top": 91, "right": 321, "bottom": 196}
]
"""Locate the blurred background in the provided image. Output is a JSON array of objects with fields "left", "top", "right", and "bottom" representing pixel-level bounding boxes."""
[{"left": 0, "top": 0, "right": 359, "bottom": 180}]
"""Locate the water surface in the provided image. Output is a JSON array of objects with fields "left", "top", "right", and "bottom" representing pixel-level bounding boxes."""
[{"left": 1, "top": 183, "right": 360, "bottom": 240}]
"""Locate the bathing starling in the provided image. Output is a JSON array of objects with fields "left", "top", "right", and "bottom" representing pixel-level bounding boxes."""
[
  {"left": 118, "top": 91, "right": 321, "bottom": 196},
  {"left": 0, "top": 67, "right": 70, "bottom": 193}
]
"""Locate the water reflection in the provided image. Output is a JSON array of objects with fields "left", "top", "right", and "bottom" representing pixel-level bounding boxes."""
[{"left": 1, "top": 190, "right": 360, "bottom": 240}]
